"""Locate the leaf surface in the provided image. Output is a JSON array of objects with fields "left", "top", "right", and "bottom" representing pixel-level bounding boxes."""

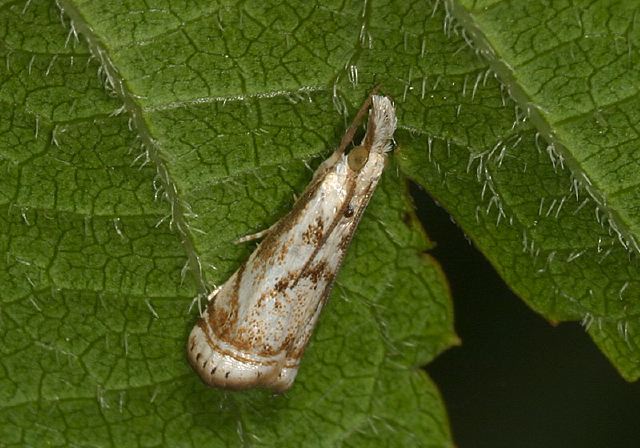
[
  {"left": 0, "top": 0, "right": 456, "bottom": 446},
  {"left": 3, "top": 0, "right": 639, "bottom": 445},
  {"left": 410, "top": 0, "right": 640, "bottom": 380}
]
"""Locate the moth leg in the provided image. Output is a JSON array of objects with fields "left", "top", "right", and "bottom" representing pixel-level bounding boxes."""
[
  {"left": 189, "top": 286, "right": 221, "bottom": 316},
  {"left": 234, "top": 224, "right": 275, "bottom": 244},
  {"left": 206, "top": 285, "right": 222, "bottom": 302}
]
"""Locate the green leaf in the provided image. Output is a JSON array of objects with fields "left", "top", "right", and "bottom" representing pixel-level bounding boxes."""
[
  {"left": 402, "top": 0, "right": 640, "bottom": 380},
  {"left": 3, "top": 0, "right": 639, "bottom": 444},
  {"left": 0, "top": 0, "right": 456, "bottom": 446}
]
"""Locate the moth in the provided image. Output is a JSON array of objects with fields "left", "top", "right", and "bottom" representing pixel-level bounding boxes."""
[{"left": 187, "top": 94, "right": 397, "bottom": 392}]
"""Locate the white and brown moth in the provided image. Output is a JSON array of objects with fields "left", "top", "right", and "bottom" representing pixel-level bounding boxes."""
[{"left": 187, "top": 94, "right": 397, "bottom": 392}]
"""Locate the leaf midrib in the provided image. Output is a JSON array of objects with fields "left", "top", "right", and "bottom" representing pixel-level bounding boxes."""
[{"left": 57, "top": 0, "right": 210, "bottom": 296}]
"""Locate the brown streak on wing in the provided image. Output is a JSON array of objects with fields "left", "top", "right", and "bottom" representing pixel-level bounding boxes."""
[
  {"left": 335, "top": 178, "right": 378, "bottom": 255},
  {"left": 209, "top": 263, "right": 245, "bottom": 340},
  {"left": 304, "top": 260, "right": 330, "bottom": 283},
  {"left": 252, "top": 173, "right": 326, "bottom": 262},
  {"left": 290, "top": 165, "right": 359, "bottom": 290},
  {"left": 274, "top": 273, "right": 294, "bottom": 293},
  {"left": 302, "top": 216, "right": 325, "bottom": 246},
  {"left": 195, "top": 319, "right": 282, "bottom": 366}
]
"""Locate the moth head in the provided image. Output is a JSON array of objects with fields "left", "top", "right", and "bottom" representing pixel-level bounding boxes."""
[{"left": 347, "top": 145, "right": 369, "bottom": 171}]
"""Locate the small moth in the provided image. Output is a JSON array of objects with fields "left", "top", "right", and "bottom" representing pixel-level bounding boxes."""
[{"left": 187, "top": 94, "right": 397, "bottom": 392}]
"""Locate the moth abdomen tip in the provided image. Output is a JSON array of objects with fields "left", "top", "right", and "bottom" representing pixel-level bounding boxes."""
[{"left": 187, "top": 324, "right": 298, "bottom": 392}]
